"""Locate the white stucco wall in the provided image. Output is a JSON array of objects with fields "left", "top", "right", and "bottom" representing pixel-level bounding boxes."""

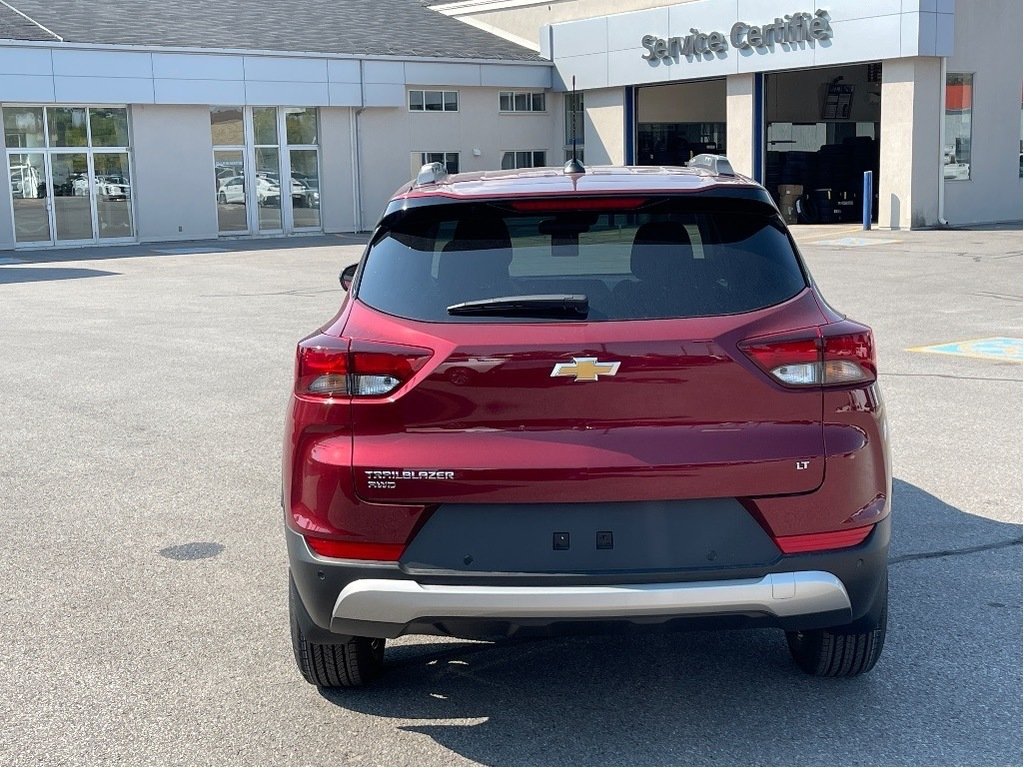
[
  {"left": 941, "top": 0, "right": 1023, "bottom": 225},
  {"left": 878, "top": 57, "right": 942, "bottom": 229},
  {"left": 583, "top": 87, "right": 626, "bottom": 165},
  {"left": 725, "top": 73, "right": 755, "bottom": 177},
  {"left": 358, "top": 86, "right": 559, "bottom": 228},
  {"left": 131, "top": 104, "right": 219, "bottom": 242},
  {"left": 318, "top": 107, "right": 356, "bottom": 233},
  {"left": 0, "top": 146, "right": 14, "bottom": 250}
]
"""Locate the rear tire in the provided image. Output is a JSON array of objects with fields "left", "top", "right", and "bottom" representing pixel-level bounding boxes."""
[
  {"left": 786, "top": 578, "right": 887, "bottom": 677},
  {"left": 289, "top": 577, "right": 384, "bottom": 688}
]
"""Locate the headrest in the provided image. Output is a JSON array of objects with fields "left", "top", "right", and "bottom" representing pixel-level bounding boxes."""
[
  {"left": 437, "top": 214, "right": 513, "bottom": 289},
  {"left": 630, "top": 221, "right": 693, "bottom": 281}
]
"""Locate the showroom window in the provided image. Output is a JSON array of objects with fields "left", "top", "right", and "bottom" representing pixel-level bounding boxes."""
[
  {"left": 211, "top": 106, "right": 321, "bottom": 235},
  {"left": 408, "top": 90, "right": 459, "bottom": 112},
  {"left": 944, "top": 73, "right": 973, "bottom": 181},
  {"left": 3, "top": 105, "right": 134, "bottom": 246},
  {"left": 420, "top": 152, "right": 460, "bottom": 174},
  {"left": 501, "top": 150, "right": 547, "bottom": 170},
  {"left": 499, "top": 91, "right": 546, "bottom": 112}
]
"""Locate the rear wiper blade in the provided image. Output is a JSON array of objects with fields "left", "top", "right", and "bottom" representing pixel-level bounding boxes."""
[{"left": 447, "top": 294, "right": 589, "bottom": 318}]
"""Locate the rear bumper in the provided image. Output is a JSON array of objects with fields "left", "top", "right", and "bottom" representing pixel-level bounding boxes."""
[
  {"left": 287, "top": 514, "right": 889, "bottom": 641},
  {"left": 331, "top": 572, "right": 850, "bottom": 638}
]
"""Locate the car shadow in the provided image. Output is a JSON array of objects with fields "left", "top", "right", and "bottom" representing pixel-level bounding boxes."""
[
  {"left": 316, "top": 478, "right": 1022, "bottom": 765},
  {"left": 0, "top": 267, "right": 119, "bottom": 285}
]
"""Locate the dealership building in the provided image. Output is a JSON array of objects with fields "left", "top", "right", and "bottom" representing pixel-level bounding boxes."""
[{"left": 0, "top": 0, "right": 1019, "bottom": 250}]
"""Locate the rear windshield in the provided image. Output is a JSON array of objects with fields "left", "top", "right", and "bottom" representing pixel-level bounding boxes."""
[{"left": 356, "top": 197, "right": 807, "bottom": 322}]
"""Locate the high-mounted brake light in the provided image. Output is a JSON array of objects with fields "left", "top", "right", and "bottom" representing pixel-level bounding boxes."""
[
  {"left": 739, "top": 323, "right": 876, "bottom": 388},
  {"left": 295, "top": 335, "right": 432, "bottom": 398},
  {"left": 509, "top": 197, "right": 649, "bottom": 212}
]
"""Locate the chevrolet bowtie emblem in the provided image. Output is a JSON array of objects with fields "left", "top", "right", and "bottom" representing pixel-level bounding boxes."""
[{"left": 550, "top": 357, "right": 621, "bottom": 382}]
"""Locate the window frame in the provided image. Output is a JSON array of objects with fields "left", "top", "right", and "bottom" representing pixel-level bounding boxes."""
[
  {"left": 3, "top": 103, "right": 136, "bottom": 247},
  {"left": 500, "top": 150, "right": 547, "bottom": 170},
  {"left": 419, "top": 151, "right": 460, "bottom": 174},
  {"left": 498, "top": 91, "right": 547, "bottom": 113},
  {"left": 408, "top": 90, "right": 460, "bottom": 113},
  {"left": 944, "top": 72, "right": 974, "bottom": 183}
]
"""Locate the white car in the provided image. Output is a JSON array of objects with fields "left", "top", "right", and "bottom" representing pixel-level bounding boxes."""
[
  {"left": 98, "top": 175, "right": 130, "bottom": 200},
  {"left": 217, "top": 176, "right": 246, "bottom": 204}
]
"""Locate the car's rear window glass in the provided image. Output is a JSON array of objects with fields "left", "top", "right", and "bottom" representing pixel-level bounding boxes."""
[{"left": 356, "top": 198, "right": 807, "bottom": 322}]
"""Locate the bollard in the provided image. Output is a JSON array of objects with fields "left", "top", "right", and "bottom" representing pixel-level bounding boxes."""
[{"left": 862, "top": 170, "right": 873, "bottom": 230}]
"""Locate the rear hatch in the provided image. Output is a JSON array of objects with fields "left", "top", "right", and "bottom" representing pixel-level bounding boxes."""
[{"left": 344, "top": 195, "right": 827, "bottom": 504}]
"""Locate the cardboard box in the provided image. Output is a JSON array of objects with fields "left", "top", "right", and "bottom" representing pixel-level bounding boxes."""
[{"left": 778, "top": 185, "right": 803, "bottom": 223}]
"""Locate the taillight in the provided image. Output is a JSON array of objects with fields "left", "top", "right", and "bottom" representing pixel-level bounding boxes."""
[
  {"left": 774, "top": 524, "right": 874, "bottom": 554},
  {"left": 305, "top": 536, "right": 405, "bottom": 561},
  {"left": 295, "top": 335, "right": 432, "bottom": 398},
  {"left": 739, "top": 323, "right": 876, "bottom": 388}
]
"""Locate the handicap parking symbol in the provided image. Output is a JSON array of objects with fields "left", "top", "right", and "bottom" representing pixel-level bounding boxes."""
[{"left": 910, "top": 337, "right": 1023, "bottom": 362}]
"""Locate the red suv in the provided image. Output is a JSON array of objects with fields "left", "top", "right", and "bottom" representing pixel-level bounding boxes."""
[{"left": 283, "top": 157, "right": 890, "bottom": 687}]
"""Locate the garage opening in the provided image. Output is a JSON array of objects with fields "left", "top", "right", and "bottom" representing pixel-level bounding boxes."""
[
  {"left": 636, "top": 79, "right": 726, "bottom": 166},
  {"left": 764, "top": 63, "right": 881, "bottom": 224}
]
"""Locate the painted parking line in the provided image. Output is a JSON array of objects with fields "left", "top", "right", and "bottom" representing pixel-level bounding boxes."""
[
  {"left": 151, "top": 246, "right": 229, "bottom": 255},
  {"left": 909, "top": 337, "right": 1023, "bottom": 362},
  {"left": 813, "top": 236, "right": 902, "bottom": 247}
]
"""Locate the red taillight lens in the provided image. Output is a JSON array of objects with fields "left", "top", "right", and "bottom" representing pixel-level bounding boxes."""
[
  {"left": 822, "top": 329, "right": 876, "bottom": 385},
  {"left": 774, "top": 524, "right": 874, "bottom": 554},
  {"left": 296, "top": 334, "right": 350, "bottom": 396},
  {"left": 349, "top": 341, "right": 432, "bottom": 396},
  {"left": 738, "top": 335, "right": 821, "bottom": 386},
  {"left": 740, "top": 324, "right": 876, "bottom": 388},
  {"left": 296, "top": 335, "right": 432, "bottom": 398},
  {"left": 305, "top": 536, "right": 405, "bottom": 561}
]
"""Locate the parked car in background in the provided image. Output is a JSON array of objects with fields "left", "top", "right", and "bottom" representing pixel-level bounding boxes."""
[
  {"left": 217, "top": 175, "right": 246, "bottom": 204},
  {"left": 97, "top": 175, "right": 130, "bottom": 200}
]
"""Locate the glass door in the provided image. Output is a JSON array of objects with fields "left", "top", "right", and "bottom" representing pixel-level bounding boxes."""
[
  {"left": 93, "top": 152, "right": 134, "bottom": 239},
  {"left": 50, "top": 152, "right": 94, "bottom": 242},
  {"left": 252, "top": 107, "right": 283, "bottom": 233},
  {"left": 214, "top": 149, "right": 248, "bottom": 234},
  {"left": 8, "top": 152, "right": 51, "bottom": 244},
  {"left": 211, "top": 106, "right": 321, "bottom": 236},
  {"left": 3, "top": 105, "right": 136, "bottom": 247}
]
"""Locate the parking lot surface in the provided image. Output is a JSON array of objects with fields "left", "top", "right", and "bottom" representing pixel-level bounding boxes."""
[{"left": 0, "top": 225, "right": 1021, "bottom": 766}]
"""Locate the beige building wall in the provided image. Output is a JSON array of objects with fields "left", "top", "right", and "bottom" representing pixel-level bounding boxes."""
[
  {"left": 358, "top": 85, "right": 558, "bottom": 227},
  {"left": 725, "top": 74, "right": 755, "bottom": 178},
  {"left": 878, "top": 57, "right": 942, "bottom": 229},
  {"left": 132, "top": 104, "right": 219, "bottom": 242},
  {"left": 318, "top": 107, "right": 356, "bottom": 234},
  {"left": 583, "top": 87, "right": 626, "bottom": 165},
  {"left": 0, "top": 145, "right": 14, "bottom": 250},
  {"left": 942, "top": 0, "right": 1023, "bottom": 225}
]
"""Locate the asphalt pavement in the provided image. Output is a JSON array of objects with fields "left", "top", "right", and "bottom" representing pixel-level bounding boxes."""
[{"left": 0, "top": 225, "right": 1020, "bottom": 766}]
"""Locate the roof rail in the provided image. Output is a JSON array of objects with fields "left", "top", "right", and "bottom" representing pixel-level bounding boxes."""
[
  {"left": 415, "top": 162, "right": 449, "bottom": 187},
  {"left": 686, "top": 154, "right": 735, "bottom": 177}
]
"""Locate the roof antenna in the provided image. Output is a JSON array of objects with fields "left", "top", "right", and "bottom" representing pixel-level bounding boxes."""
[{"left": 563, "top": 76, "right": 585, "bottom": 175}]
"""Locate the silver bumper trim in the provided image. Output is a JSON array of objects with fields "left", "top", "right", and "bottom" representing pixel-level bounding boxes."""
[{"left": 331, "top": 571, "right": 851, "bottom": 626}]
